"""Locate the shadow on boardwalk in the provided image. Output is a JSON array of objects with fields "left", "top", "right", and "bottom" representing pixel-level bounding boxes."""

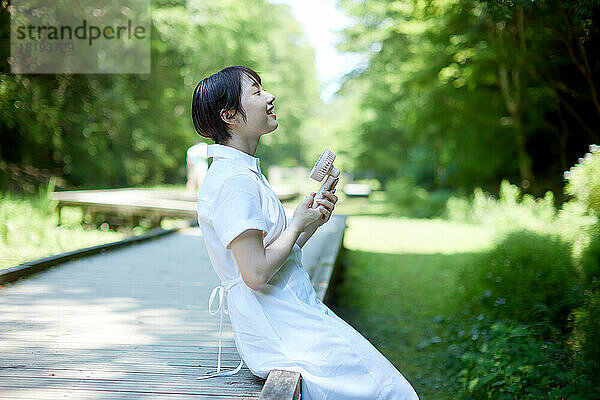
[
  {"left": 0, "top": 227, "right": 263, "bottom": 399},
  {"left": 0, "top": 213, "right": 345, "bottom": 399}
]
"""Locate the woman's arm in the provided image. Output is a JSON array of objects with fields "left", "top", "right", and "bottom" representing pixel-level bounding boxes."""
[
  {"left": 230, "top": 191, "right": 337, "bottom": 290},
  {"left": 296, "top": 227, "right": 317, "bottom": 249},
  {"left": 229, "top": 226, "right": 300, "bottom": 291}
]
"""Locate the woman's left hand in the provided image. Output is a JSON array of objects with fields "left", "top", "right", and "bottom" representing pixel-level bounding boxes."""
[{"left": 316, "top": 189, "right": 338, "bottom": 224}]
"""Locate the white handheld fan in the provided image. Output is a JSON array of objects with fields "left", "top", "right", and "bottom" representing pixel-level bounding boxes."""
[{"left": 309, "top": 149, "right": 340, "bottom": 209}]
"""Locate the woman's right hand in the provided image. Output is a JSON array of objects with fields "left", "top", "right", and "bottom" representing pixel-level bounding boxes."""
[{"left": 290, "top": 192, "right": 326, "bottom": 233}]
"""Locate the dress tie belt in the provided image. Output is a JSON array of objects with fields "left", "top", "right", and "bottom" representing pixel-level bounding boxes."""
[{"left": 197, "top": 276, "right": 244, "bottom": 380}]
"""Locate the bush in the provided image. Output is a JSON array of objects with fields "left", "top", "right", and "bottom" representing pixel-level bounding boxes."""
[
  {"left": 455, "top": 318, "right": 594, "bottom": 399},
  {"left": 385, "top": 176, "right": 427, "bottom": 213},
  {"left": 421, "top": 189, "right": 453, "bottom": 218},
  {"left": 572, "top": 290, "right": 600, "bottom": 381},
  {"left": 446, "top": 180, "right": 556, "bottom": 232},
  {"left": 385, "top": 176, "right": 451, "bottom": 218},
  {"left": 565, "top": 144, "right": 600, "bottom": 214},
  {"left": 580, "top": 223, "right": 600, "bottom": 290},
  {"left": 459, "top": 230, "right": 581, "bottom": 333}
]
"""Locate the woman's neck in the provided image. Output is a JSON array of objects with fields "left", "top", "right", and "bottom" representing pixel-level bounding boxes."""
[{"left": 223, "top": 135, "right": 259, "bottom": 156}]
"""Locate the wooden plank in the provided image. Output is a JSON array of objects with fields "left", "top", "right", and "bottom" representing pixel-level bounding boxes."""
[
  {"left": 50, "top": 188, "right": 296, "bottom": 221},
  {"left": 257, "top": 370, "right": 301, "bottom": 400},
  {"left": 0, "top": 365, "right": 261, "bottom": 380},
  {"left": 0, "top": 375, "right": 262, "bottom": 392},
  {"left": 0, "top": 386, "right": 260, "bottom": 399},
  {"left": 0, "top": 361, "right": 246, "bottom": 376},
  {"left": 0, "top": 213, "right": 347, "bottom": 399},
  {"left": 0, "top": 226, "right": 265, "bottom": 399},
  {"left": 0, "top": 220, "right": 194, "bottom": 285}
]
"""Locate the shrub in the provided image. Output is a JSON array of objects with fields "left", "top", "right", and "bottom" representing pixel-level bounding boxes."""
[
  {"left": 385, "top": 177, "right": 451, "bottom": 218},
  {"left": 459, "top": 230, "right": 581, "bottom": 333},
  {"left": 385, "top": 176, "right": 428, "bottom": 213},
  {"left": 420, "top": 189, "right": 452, "bottom": 218},
  {"left": 580, "top": 223, "right": 600, "bottom": 290},
  {"left": 446, "top": 180, "right": 556, "bottom": 233},
  {"left": 455, "top": 318, "right": 594, "bottom": 399},
  {"left": 572, "top": 290, "right": 600, "bottom": 381},
  {"left": 565, "top": 144, "right": 600, "bottom": 215},
  {"left": 555, "top": 199, "right": 599, "bottom": 259}
]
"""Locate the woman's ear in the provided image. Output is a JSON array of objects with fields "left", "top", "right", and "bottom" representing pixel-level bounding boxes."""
[{"left": 220, "top": 109, "right": 238, "bottom": 127}]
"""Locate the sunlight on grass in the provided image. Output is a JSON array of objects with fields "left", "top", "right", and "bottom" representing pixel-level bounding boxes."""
[
  {"left": 333, "top": 215, "right": 499, "bottom": 399},
  {"left": 283, "top": 191, "right": 397, "bottom": 217},
  {"left": 1, "top": 184, "right": 196, "bottom": 270},
  {"left": 0, "top": 197, "right": 125, "bottom": 270},
  {"left": 0, "top": 183, "right": 198, "bottom": 270},
  {"left": 345, "top": 216, "right": 498, "bottom": 254}
]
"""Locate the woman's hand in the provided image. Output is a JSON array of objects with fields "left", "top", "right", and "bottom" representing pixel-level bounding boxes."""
[
  {"left": 290, "top": 190, "right": 338, "bottom": 234},
  {"left": 231, "top": 190, "right": 338, "bottom": 290},
  {"left": 315, "top": 189, "right": 338, "bottom": 224}
]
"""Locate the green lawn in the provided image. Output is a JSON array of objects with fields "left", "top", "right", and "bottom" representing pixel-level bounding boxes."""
[
  {"left": 332, "top": 215, "right": 498, "bottom": 399},
  {"left": 0, "top": 188, "right": 187, "bottom": 270},
  {"left": 0, "top": 195, "right": 126, "bottom": 270}
]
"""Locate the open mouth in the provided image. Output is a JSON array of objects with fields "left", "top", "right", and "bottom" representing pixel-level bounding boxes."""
[{"left": 267, "top": 106, "right": 276, "bottom": 117}]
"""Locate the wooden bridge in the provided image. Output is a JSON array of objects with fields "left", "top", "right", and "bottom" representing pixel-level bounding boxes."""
[{"left": 0, "top": 212, "right": 346, "bottom": 399}]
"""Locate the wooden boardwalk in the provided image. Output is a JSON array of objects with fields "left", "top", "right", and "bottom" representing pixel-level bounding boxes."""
[
  {"left": 0, "top": 215, "right": 346, "bottom": 399},
  {"left": 50, "top": 188, "right": 299, "bottom": 227}
]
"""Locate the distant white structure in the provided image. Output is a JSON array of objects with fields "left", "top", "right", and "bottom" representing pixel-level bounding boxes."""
[{"left": 186, "top": 142, "right": 208, "bottom": 192}]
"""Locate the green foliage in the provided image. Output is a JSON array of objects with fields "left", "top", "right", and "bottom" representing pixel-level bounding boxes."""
[
  {"left": 454, "top": 317, "right": 595, "bottom": 399},
  {"left": 459, "top": 230, "right": 581, "bottom": 333},
  {"left": 385, "top": 176, "right": 451, "bottom": 218},
  {"left": 0, "top": 0, "right": 319, "bottom": 191},
  {"left": 336, "top": 214, "right": 598, "bottom": 398},
  {"left": 580, "top": 223, "right": 600, "bottom": 290},
  {"left": 581, "top": 227, "right": 600, "bottom": 289},
  {"left": 339, "top": 0, "right": 600, "bottom": 196},
  {"left": 0, "top": 185, "right": 124, "bottom": 269},
  {"left": 335, "top": 216, "right": 499, "bottom": 399},
  {"left": 446, "top": 180, "right": 556, "bottom": 231},
  {"left": 565, "top": 145, "right": 600, "bottom": 215},
  {"left": 386, "top": 176, "right": 428, "bottom": 214},
  {"left": 572, "top": 290, "right": 600, "bottom": 381},
  {"left": 446, "top": 178, "right": 599, "bottom": 261},
  {"left": 298, "top": 79, "right": 367, "bottom": 174}
]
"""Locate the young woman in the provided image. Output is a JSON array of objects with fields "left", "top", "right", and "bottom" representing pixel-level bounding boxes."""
[{"left": 191, "top": 66, "right": 419, "bottom": 399}]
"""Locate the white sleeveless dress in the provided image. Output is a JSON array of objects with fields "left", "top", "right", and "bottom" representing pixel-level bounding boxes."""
[{"left": 197, "top": 144, "right": 419, "bottom": 400}]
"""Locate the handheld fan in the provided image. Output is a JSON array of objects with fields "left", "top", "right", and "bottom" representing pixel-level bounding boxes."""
[{"left": 309, "top": 149, "right": 340, "bottom": 209}]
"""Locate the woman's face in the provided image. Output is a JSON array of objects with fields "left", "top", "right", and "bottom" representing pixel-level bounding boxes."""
[{"left": 235, "top": 74, "right": 278, "bottom": 137}]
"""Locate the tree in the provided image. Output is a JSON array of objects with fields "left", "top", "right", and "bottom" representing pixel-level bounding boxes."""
[
  {"left": 338, "top": 0, "right": 600, "bottom": 199},
  {"left": 0, "top": 0, "right": 319, "bottom": 192}
]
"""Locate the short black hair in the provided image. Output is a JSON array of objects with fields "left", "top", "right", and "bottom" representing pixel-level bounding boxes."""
[{"left": 191, "top": 66, "right": 262, "bottom": 144}]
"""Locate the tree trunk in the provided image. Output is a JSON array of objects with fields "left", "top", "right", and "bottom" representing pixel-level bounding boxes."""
[
  {"left": 495, "top": 8, "right": 535, "bottom": 189},
  {"left": 498, "top": 56, "right": 534, "bottom": 189}
]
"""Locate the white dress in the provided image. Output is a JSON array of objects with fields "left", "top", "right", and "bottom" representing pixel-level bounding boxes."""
[{"left": 197, "top": 144, "right": 419, "bottom": 400}]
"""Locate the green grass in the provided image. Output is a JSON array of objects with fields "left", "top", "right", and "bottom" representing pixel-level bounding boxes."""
[
  {"left": 0, "top": 193, "right": 126, "bottom": 270},
  {"left": 332, "top": 215, "right": 498, "bottom": 399},
  {"left": 283, "top": 191, "right": 398, "bottom": 217},
  {"left": 0, "top": 185, "right": 189, "bottom": 270}
]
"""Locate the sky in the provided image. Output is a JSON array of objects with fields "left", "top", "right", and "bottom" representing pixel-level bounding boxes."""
[{"left": 268, "top": 0, "right": 366, "bottom": 103}]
